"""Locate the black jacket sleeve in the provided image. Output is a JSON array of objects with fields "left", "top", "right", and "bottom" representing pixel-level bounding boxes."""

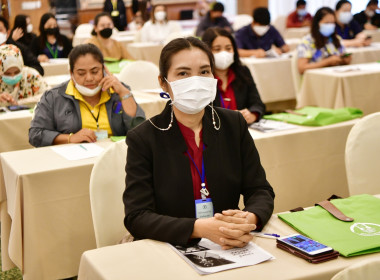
[{"left": 241, "top": 66, "right": 265, "bottom": 119}]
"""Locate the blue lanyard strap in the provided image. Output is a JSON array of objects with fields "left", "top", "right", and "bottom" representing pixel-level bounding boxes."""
[
  {"left": 186, "top": 144, "right": 209, "bottom": 199},
  {"left": 219, "top": 93, "right": 230, "bottom": 109}
]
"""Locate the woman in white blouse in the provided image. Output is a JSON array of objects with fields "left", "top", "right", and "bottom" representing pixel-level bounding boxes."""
[{"left": 139, "top": 5, "right": 182, "bottom": 44}]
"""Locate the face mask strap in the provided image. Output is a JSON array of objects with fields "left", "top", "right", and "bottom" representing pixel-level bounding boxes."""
[
  {"left": 209, "top": 104, "right": 221, "bottom": 131},
  {"left": 149, "top": 103, "right": 174, "bottom": 131}
]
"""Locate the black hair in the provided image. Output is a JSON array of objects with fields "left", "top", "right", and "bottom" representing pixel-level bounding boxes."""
[
  {"left": 0, "top": 16, "right": 9, "bottom": 30},
  {"left": 336, "top": 0, "right": 351, "bottom": 11},
  {"left": 159, "top": 37, "right": 215, "bottom": 81},
  {"left": 68, "top": 43, "right": 104, "bottom": 72},
  {"left": 211, "top": 2, "right": 224, "bottom": 12},
  {"left": 91, "top": 12, "right": 113, "bottom": 36},
  {"left": 311, "top": 7, "right": 341, "bottom": 50},
  {"left": 202, "top": 27, "right": 251, "bottom": 86},
  {"left": 13, "top": 15, "right": 28, "bottom": 33},
  {"left": 368, "top": 0, "right": 379, "bottom": 7},
  {"left": 38, "top": 13, "right": 62, "bottom": 49},
  {"left": 253, "top": 7, "right": 271, "bottom": 25},
  {"left": 296, "top": 0, "right": 307, "bottom": 8}
]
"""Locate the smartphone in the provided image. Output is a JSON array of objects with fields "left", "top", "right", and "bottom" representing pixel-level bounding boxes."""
[
  {"left": 7, "top": 105, "right": 30, "bottom": 111},
  {"left": 341, "top": 52, "right": 352, "bottom": 58},
  {"left": 277, "top": 234, "right": 333, "bottom": 256},
  {"left": 366, "top": 35, "right": 372, "bottom": 40}
]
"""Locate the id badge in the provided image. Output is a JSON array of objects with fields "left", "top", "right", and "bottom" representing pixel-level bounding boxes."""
[
  {"left": 195, "top": 198, "right": 214, "bottom": 219},
  {"left": 95, "top": 129, "right": 108, "bottom": 140},
  {"left": 111, "top": 10, "right": 120, "bottom": 17}
]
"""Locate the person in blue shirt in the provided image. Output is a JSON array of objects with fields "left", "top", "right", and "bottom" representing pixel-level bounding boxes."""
[
  {"left": 354, "top": 0, "right": 380, "bottom": 30},
  {"left": 195, "top": 2, "right": 232, "bottom": 37},
  {"left": 335, "top": 0, "right": 371, "bottom": 47},
  {"left": 235, "top": 7, "right": 289, "bottom": 58}
]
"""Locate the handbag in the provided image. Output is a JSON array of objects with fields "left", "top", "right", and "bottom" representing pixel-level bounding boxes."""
[{"left": 278, "top": 194, "right": 380, "bottom": 257}]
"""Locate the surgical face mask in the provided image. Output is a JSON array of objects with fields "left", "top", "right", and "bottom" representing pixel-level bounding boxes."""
[
  {"left": 213, "top": 51, "right": 234, "bottom": 70},
  {"left": 73, "top": 77, "right": 102, "bottom": 97},
  {"left": 253, "top": 25, "right": 270, "bottom": 37},
  {"left": 167, "top": 76, "right": 217, "bottom": 114},
  {"left": 99, "top": 27, "right": 113, "bottom": 39},
  {"left": 2, "top": 72, "right": 22, "bottom": 85},
  {"left": 0, "top": 32, "right": 7, "bottom": 44},
  {"left": 319, "top": 23, "right": 336, "bottom": 37},
  {"left": 338, "top": 11, "right": 353, "bottom": 24},
  {"left": 45, "top": 27, "right": 59, "bottom": 35},
  {"left": 365, "top": 10, "right": 375, "bottom": 18},
  {"left": 154, "top": 11, "right": 166, "bottom": 22},
  {"left": 27, "top": 24, "right": 33, "bottom": 33},
  {"left": 297, "top": 9, "right": 307, "bottom": 17}
]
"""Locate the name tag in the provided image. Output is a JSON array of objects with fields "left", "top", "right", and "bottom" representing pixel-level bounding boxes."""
[
  {"left": 95, "top": 129, "right": 108, "bottom": 140},
  {"left": 195, "top": 198, "right": 214, "bottom": 219}
]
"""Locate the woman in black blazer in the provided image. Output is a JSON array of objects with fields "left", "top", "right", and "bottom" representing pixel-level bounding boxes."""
[
  {"left": 123, "top": 37, "right": 274, "bottom": 249},
  {"left": 202, "top": 27, "right": 265, "bottom": 124}
]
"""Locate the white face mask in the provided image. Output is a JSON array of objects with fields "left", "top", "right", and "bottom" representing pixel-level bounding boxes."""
[
  {"left": 72, "top": 77, "right": 102, "bottom": 97},
  {"left": 154, "top": 11, "right": 166, "bottom": 22},
  {"left": 167, "top": 76, "right": 217, "bottom": 114},
  {"left": 338, "top": 11, "right": 353, "bottom": 24},
  {"left": 213, "top": 51, "right": 234, "bottom": 70},
  {"left": 366, "top": 10, "right": 375, "bottom": 18},
  {"left": 27, "top": 24, "right": 33, "bottom": 33},
  {"left": 253, "top": 25, "right": 270, "bottom": 36},
  {"left": 0, "top": 32, "right": 7, "bottom": 45}
]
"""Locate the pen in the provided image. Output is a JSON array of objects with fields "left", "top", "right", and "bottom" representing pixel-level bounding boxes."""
[
  {"left": 251, "top": 232, "right": 280, "bottom": 239},
  {"left": 79, "top": 144, "right": 88, "bottom": 151}
]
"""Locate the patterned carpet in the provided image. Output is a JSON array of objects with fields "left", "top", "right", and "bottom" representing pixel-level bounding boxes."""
[{"left": 0, "top": 240, "right": 22, "bottom": 280}]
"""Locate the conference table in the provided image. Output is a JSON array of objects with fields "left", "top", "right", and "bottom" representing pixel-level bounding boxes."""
[
  {"left": 41, "top": 58, "right": 70, "bottom": 76},
  {"left": 297, "top": 62, "right": 380, "bottom": 115},
  {"left": 241, "top": 56, "right": 296, "bottom": 104},
  {"left": 348, "top": 42, "right": 380, "bottom": 65},
  {"left": 0, "top": 118, "right": 357, "bottom": 279},
  {"left": 77, "top": 198, "right": 380, "bottom": 280},
  {"left": 284, "top": 27, "right": 309, "bottom": 39},
  {"left": 363, "top": 29, "right": 380, "bottom": 43},
  {"left": 126, "top": 42, "right": 163, "bottom": 66}
]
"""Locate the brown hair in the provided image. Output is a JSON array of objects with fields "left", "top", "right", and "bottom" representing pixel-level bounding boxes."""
[
  {"left": 159, "top": 37, "right": 215, "bottom": 83},
  {"left": 151, "top": 5, "right": 168, "bottom": 24}
]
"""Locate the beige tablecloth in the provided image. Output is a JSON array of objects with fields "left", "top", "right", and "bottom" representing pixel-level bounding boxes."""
[
  {"left": 41, "top": 58, "right": 70, "bottom": 76},
  {"left": 297, "top": 63, "right": 380, "bottom": 115},
  {"left": 348, "top": 43, "right": 380, "bottom": 64},
  {"left": 77, "top": 201, "right": 380, "bottom": 280},
  {"left": 0, "top": 119, "right": 356, "bottom": 279},
  {"left": 241, "top": 57, "right": 296, "bottom": 104},
  {"left": 363, "top": 29, "right": 380, "bottom": 43},
  {"left": 126, "top": 42, "right": 163, "bottom": 66},
  {"left": 0, "top": 110, "right": 33, "bottom": 153},
  {"left": 284, "top": 27, "right": 310, "bottom": 39}
]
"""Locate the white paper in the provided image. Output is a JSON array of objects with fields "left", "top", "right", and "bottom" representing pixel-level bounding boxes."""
[
  {"left": 51, "top": 143, "right": 104, "bottom": 160},
  {"left": 169, "top": 239, "right": 274, "bottom": 275},
  {"left": 250, "top": 119, "right": 298, "bottom": 133}
]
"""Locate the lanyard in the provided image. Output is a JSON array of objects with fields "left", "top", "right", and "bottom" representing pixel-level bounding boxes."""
[
  {"left": 219, "top": 93, "right": 231, "bottom": 109},
  {"left": 45, "top": 42, "right": 58, "bottom": 59},
  {"left": 83, "top": 103, "right": 101, "bottom": 129},
  {"left": 186, "top": 144, "right": 209, "bottom": 200},
  {"left": 112, "top": 0, "right": 117, "bottom": 10}
]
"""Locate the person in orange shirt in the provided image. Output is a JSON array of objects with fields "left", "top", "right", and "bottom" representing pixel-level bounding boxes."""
[{"left": 286, "top": 0, "right": 312, "bottom": 28}]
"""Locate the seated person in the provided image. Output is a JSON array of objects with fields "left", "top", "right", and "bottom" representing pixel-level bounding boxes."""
[
  {"left": 11, "top": 14, "right": 37, "bottom": 46},
  {"left": 103, "top": 0, "right": 127, "bottom": 31},
  {"left": 139, "top": 5, "right": 182, "bottom": 44},
  {"left": 123, "top": 37, "right": 274, "bottom": 248},
  {"left": 202, "top": 27, "right": 265, "bottom": 124},
  {"left": 0, "top": 44, "right": 47, "bottom": 106},
  {"left": 193, "top": 0, "right": 210, "bottom": 20},
  {"left": 128, "top": 11, "right": 145, "bottom": 31},
  {"left": 235, "top": 7, "right": 290, "bottom": 58},
  {"left": 0, "top": 16, "right": 44, "bottom": 75},
  {"left": 195, "top": 2, "right": 232, "bottom": 37},
  {"left": 354, "top": 0, "right": 380, "bottom": 30},
  {"left": 29, "top": 44, "right": 145, "bottom": 147},
  {"left": 335, "top": 0, "right": 370, "bottom": 47},
  {"left": 298, "top": 7, "right": 351, "bottom": 74},
  {"left": 286, "top": 0, "right": 313, "bottom": 28},
  {"left": 30, "top": 13, "right": 73, "bottom": 62},
  {"left": 87, "top": 12, "right": 132, "bottom": 60}
]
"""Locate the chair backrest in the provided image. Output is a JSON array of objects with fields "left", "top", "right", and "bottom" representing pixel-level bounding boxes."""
[
  {"left": 272, "top": 15, "right": 287, "bottom": 37},
  {"left": 119, "top": 60, "right": 160, "bottom": 90},
  {"left": 75, "top": 23, "right": 94, "bottom": 36},
  {"left": 290, "top": 49, "right": 302, "bottom": 97},
  {"left": 345, "top": 112, "right": 380, "bottom": 196},
  {"left": 89, "top": 140, "right": 128, "bottom": 248},
  {"left": 233, "top": 14, "right": 253, "bottom": 32},
  {"left": 331, "top": 259, "right": 380, "bottom": 280}
]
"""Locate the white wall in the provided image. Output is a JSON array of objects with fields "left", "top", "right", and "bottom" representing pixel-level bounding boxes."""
[{"left": 269, "top": 0, "right": 369, "bottom": 23}]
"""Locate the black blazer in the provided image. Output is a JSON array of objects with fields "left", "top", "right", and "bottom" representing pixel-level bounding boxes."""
[
  {"left": 123, "top": 103, "right": 275, "bottom": 246},
  {"left": 213, "top": 66, "right": 265, "bottom": 120}
]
